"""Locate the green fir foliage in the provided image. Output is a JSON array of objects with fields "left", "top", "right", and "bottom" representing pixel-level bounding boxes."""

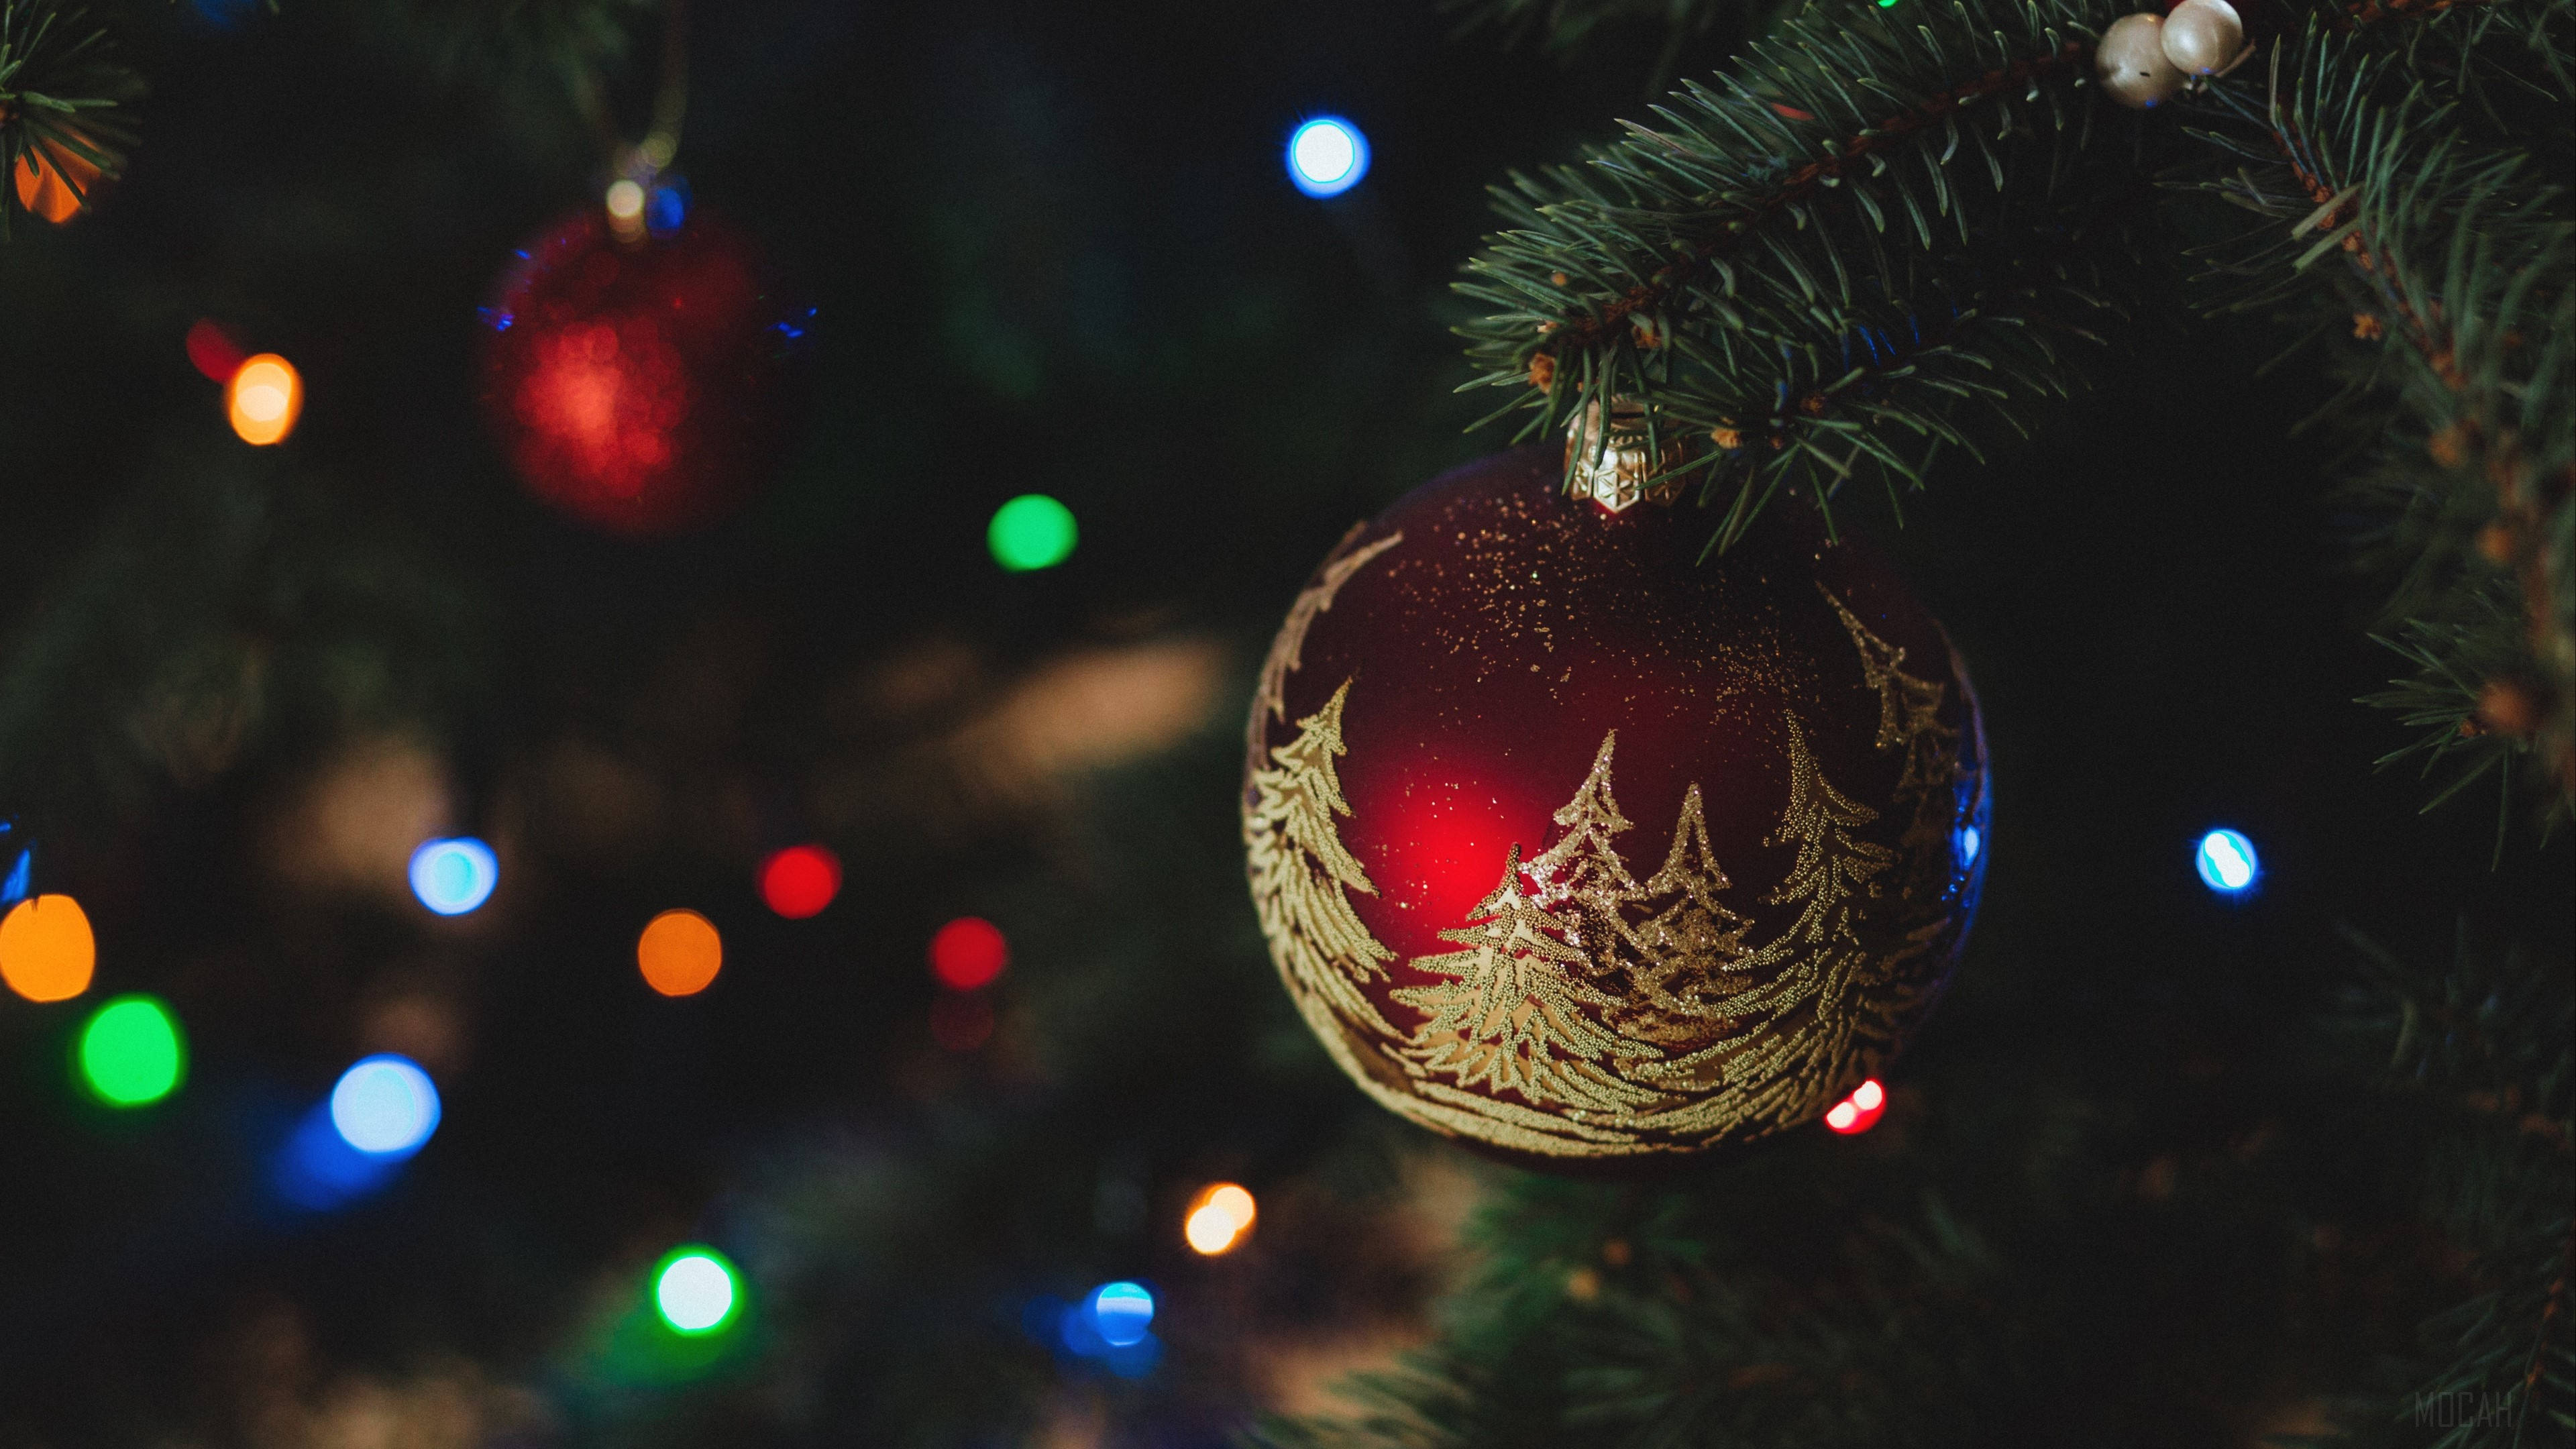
[
  {"left": 2323, "top": 926, "right": 2575, "bottom": 1448},
  {"left": 1455, "top": 0, "right": 2573, "bottom": 818},
  {"left": 2183, "top": 0, "right": 2575, "bottom": 830},
  {"left": 1454, "top": 0, "right": 2143, "bottom": 550}
]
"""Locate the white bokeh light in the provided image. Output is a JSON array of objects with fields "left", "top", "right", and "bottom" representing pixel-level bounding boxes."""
[
  {"left": 656, "top": 1251, "right": 739, "bottom": 1334},
  {"left": 2196, "top": 828, "right": 2259, "bottom": 894},
  {"left": 329, "top": 1055, "right": 441, "bottom": 1156},
  {"left": 1287, "top": 117, "right": 1369, "bottom": 197}
]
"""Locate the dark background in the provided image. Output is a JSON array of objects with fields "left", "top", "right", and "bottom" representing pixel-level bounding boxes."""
[{"left": 0, "top": 0, "right": 2562, "bottom": 1444}]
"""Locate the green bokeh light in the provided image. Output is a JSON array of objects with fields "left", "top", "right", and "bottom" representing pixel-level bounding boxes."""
[
  {"left": 987, "top": 494, "right": 1078, "bottom": 572},
  {"left": 79, "top": 995, "right": 185, "bottom": 1106},
  {"left": 653, "top": 1246, "right": 743, "bottom": 1337}
]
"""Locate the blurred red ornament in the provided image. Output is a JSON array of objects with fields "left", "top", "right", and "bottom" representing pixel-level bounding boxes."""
[
  {"left": 929, "top": 917, "right": 1008, "bottom": 990},
  {"left": 478, "top": 205, "right": 810, "bottom": 535},
  {"left": 1243, "top": 447, "right": 1988, "bottom": 1171},
  {"left": 759, "top": 845, "right": 842, "bottom": 919}
]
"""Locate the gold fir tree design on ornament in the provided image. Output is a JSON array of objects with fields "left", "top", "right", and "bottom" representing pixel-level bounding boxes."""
[
  {"left": 1628, "top": 714, "right": 1909, "bottom": 1136},
  {"left": 1243, "top": 680, "right": 1401, "bottom": 1038},
  {"left": 1392, "top": 844, "right": 1661, "bottom": 1116},
  {"left": 1820, "top": 584, "right": 1970, "bottom": 902},
  {"left": 1518, "top": 734, "right": 1756, "bottom": 1041},
  {"left": 1246, "top": 666, "right": 1949, "bottom": 1149}
]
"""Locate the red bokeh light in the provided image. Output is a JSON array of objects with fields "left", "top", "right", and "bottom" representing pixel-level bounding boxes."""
[
  {"left": 186, "top": 319, "right": 247, "bottom": 383},
  {"left": 759, "top": 845, "right": 842, "bottom": 919},
  {"left": 928, "top": 990, "right": 996, "bottom": 1052},
  {"left": 1371, "top": 769, "right": 1529, "bottom": 949},
  {"left": 929, "top": 917, "right": 1008, "bottom": 990},
  {"left": 1823, "top": 1079, "right": 1887, "bottom": 1135}
]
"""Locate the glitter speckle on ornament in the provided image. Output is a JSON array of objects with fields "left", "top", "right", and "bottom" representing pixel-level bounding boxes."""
[
  {"left": 479, "top": 207, "right": 810, "bottom": 535},
  {"left": 1243, "top": 448, "right": 1988, "bottom": 1168}
]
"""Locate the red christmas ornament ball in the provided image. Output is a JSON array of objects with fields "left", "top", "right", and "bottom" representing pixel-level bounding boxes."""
[
  {"left": 1242, "top": 447, "right": 1988, "bottom": 1169},
  {"left": 479, "top": 205, "right": 810, "bottom": 535}
]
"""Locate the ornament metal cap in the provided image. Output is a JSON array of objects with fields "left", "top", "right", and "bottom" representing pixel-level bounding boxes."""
[{"left": 1564, "top": 398, "right": 1687, "bottom": 513}]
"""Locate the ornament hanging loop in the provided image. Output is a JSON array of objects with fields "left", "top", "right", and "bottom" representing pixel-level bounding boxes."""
[{"left": 1565, "top": 398, "right": 1688, "bottom": 513}]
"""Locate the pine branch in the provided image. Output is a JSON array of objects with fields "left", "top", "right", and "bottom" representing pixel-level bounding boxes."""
[
  {"left": 2324, "top": 927, "right": 2575, "bottom": 1446},
  {"left": 0, "top": 0, "right": 140, "bottom": 236},
  {"left": 1453, "top": 0, "right": 2153, "bottom": 548},
  {"left": 2360, "top": 591, "right": 2565, "bottom": 847},
  {"left": 2179, "top": 0, "right": 2576, "bottom": 817}
]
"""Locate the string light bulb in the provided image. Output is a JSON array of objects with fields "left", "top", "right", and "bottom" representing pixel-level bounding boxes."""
[
  {"left": 329, "top": 1055, "right": 441, "bottom": 1157},
  {"left": 1823, "top": 1078, "right": 1886, "bottom": 1135},
  {"left": 2196, "top": 828, "right": 2259, "bottom": 894},
  {"left": 638, "top": 908, "right": 724, "bottom": 996},
  {"left": 987, "top": 494, "right": 1077, "bottom": 572},
  {"left": 1287, "top": 117, "right": 1370, "bottom": 197},
  {"left": 929, "top": 916, "right": 1008, "bottom": 990},
  {"left": 227, "top": 354, "right": 303, "bottom": 445},
  {"left": 0, "top": 893, "right": 96, "bottom": 1003},
  {"left": 758, "top": 845, "right": 842, "bottom": 919},
  {"left": 1085, "top": 1281, "right": 1155, "bottom": 1347},
  {"left": 78, "top": 996, "right": 186, "bottom": 1107},
  {"left": 1184, "top": 1182, "right": 1257, "bottom": 1255},
  {"left": 654, "top": 1246, "right": 743, "bottom": 1335},
  {"left": 409, "top": 837, "right": 499, "bottom": 916}
]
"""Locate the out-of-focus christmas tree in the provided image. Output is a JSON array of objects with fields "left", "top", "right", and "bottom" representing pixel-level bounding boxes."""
[{"left": 0, "top": 0, "right": 2565, "bottom": 1445}]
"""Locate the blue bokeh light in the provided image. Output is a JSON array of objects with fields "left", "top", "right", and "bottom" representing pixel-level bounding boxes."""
[
  {"left": 1287, "top": 117, "right": 1370, "bottom": 198},
  {"left": 1955, "top": 824, "right": 1982, "bottom": 867},
  {"left": 409, "top": 837, "right": 498, "bottom": 916},
  {"left": 276, "top": 1103, "right": 402, "bottom": 1210},
  {"left": 2195, "top": 828, "right": 2259, "bottom": 894},
  {"left": 1088, "top": 1281, "right": 1155, "bottom": 1346},
  {"left": 646, "top": 180, "right": 689, "bottom": 238},
  {"left": 191, "top": 0, "right": 264, "bottom": 29},
  {"left": 330, "top": 1055, "right": 441, "bottom": 1157},
  {"left": 1030, "top": 1288, "right": 1163, "bottom": 1377}
]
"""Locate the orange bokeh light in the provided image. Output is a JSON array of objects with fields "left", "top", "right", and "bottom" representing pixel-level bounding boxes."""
[
  {"left": 637, "top": 908, "right": 722, "bottom": 997},
  {"left": 12, "top": 138, "right": 101, "bottom": 224},
  {"left": 227, "top": 354, "right": 303, "bottom": 445},
  {"left": 0, "top": 894, "right": 97, "bottom": 1003},
  {"left": 1184, "top": 1181, "right": 1257, "bottom": 1256}
]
